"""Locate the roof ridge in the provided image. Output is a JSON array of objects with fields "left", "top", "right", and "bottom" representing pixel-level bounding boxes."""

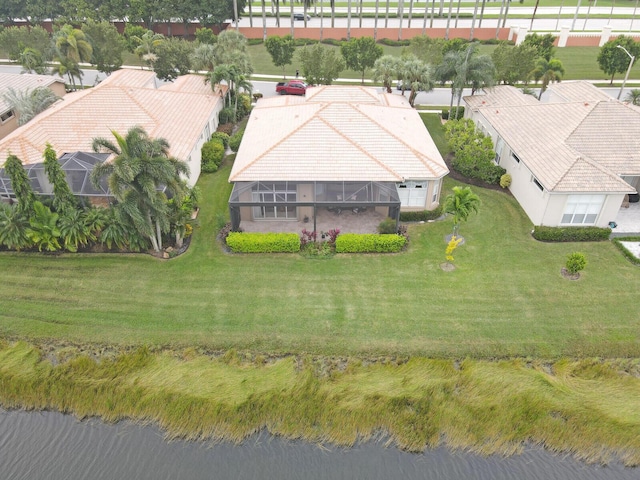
[
  {"left": 354, "top": 103, "right": 442, "bottom": 177},
  {"left": 229, "top": 103, "right": 323, "bottom": 181},
  {"left": 317, "top": 104, "right": 404, "bottom": 181}
]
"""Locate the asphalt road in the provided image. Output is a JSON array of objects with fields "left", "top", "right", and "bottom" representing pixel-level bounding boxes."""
[{"left": 0, "top": 64, "right": 631, "bottom": 107}]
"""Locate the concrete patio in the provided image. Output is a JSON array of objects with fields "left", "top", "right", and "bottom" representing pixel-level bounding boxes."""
[
  {"left": 239, "top": 207, "right": 387, "bottom": 235},
  {"left": 612, "top": 201, "right": 640, "bottom": 236}
]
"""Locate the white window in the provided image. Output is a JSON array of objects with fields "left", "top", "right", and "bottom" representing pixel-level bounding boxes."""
[
  {"left": 561, "top": 195, "right": 605, "bottom": 225},
  {"left": 432, "top": 181, "right": 439, "bottom": 203},
  {"left": 495, "top": 137, "right": 504, "bottom": 165},
  {"left": 511, "top": 152, "right": 521, "bottom": 164},
  {"left": 0, "top": 110, "right": 14, "bottom": 123},
  {"left": 252, "top": 183, "right": 297, "bottom": 220},
  {"left": 532, "top": 176, "right": 544, "bottom": 192},
  {"left": 397, "top": 181, "right": 427, "bottom": 207}
]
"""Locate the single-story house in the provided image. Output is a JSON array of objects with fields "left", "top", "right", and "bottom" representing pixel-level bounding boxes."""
[
  {"left": 0, "top": 69, "right": 224, "bottom": 202},
  {"left": 0, "top": 73, "right": 66, "bottom": 140},
  {"left": 228, "top": 85, "right": 449, "bottom": 233},
  {"left": 463, "top": 81, "right": 639, "bottom": 230}
]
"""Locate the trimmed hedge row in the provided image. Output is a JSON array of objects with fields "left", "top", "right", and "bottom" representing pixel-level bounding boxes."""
[
  {"left": 226, "top": 232, "right": 301, "bottom": 253},
  {"left": 532, "top": 226, "right": 611, "bottom": 242},
  {"left": 399, "top": 206, "right": 443, "bottom": 222},
  {"left": 612, "top": 237, "right": 640, "bottom": 266},
  {"left": 335, "top": 233, "right": 406, "bottom": 253}
]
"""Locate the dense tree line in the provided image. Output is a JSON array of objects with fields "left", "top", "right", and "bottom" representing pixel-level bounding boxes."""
[{"left": 0, "top": 0, "right": 245, "bottom": 29}]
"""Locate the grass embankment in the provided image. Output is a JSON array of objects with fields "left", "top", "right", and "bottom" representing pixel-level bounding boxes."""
[
  {"left": 1, "top": 115, "right": 640, "bottom": 463},
  {"left": 1, "top": 341, "right": 640, "bottom": 465},
  {"left": 1, "top": 114, "right": 639, "bottom": 359}
]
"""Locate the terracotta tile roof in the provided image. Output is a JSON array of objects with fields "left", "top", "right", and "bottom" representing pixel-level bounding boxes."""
[
  {"left": 0, "top": 70, "right": 222, "bottom": 176},
  {"left": 468, "top": 84, "right": 637, "bottom": 194},
  {"left": 0, "top": 73, "right": 66, "bottom": 114},
  {"left": 230, "top": 86, "right": 448, "bottom": 183}
]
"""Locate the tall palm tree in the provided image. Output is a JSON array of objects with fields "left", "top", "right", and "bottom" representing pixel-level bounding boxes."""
[
  {"left": 469, "top": 0, "right": 480, "bottom": 41},
  {"left": 373, "top": 0, "right": 380, "bottom": 40},
  {"left": 434, "top": 44, "right": 496, "bottom": 117},
  {"left": 54, "top": 25, "right": 93, "bottom": 89},
  {"left": 191, "top": 43, "right": 217, "bottom": 72},
  {"left": 18, "top": 47, "right": 47, "bottom": 75},
  {"left": 445, "top": 0, "right": 454, "bottom": 39},
  {"left": 407, "top": 0, "right": 414, "bottom": 29},
  {"left": 372, "top": 55, "right": 401, "bottom": 93},
  {"left": 331, "top": 0, "right": 336, "bottom": 28},
  {"left": 530, "top": 0, "right": 540, "bottom": 30},
  {"left": 90, "top": 127, "right": 189, "bottom": 253},
  {"left": 347, "top": 0, "right": 352, "bottom": 40},
  {"left": 262, "top": 0, "right": 267, "bottom": 40},
  {"left": 397, "top": 0, "right": 404, "bottom": 41},
  {"left": 401, "top": 56, "right": 434, "bottom": 107},
  {"left": 443, "top": 186, "right": 480, "bottom": 237},
  {"left": 531, "top": 57, "right": 565, "bottom": 100},
  {"left": 133, "top": 30, "right": 164, "bottom": 69},
  {"left": 384, "top": 0, "right": 390, "bottom": 28}
]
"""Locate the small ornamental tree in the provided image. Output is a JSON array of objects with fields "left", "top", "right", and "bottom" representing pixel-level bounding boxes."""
[
  {"left": 3, "top": 154, "right": 36, "bottom": 217},
  {"left": 340, "top": 36, "right": 383, "bottom": 85},
  {"left": 597, "top": 36, "right": 640, "bottom": 85},
  {"left": 566, "top": 252, "right": 587, "bottom": 276},
  {"left": 43, "top": 143, "right": 76, "bottom": 213},
  {"left": 264, "top": 35, "right": 296, "bottom": 79}
]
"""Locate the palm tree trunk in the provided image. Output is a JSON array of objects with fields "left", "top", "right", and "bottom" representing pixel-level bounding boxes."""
[
  {"left": 470, "top": 0, "right": 479, "bottom": 41},
  {"left": 496, "top": 0, "right": 505, "bottom": 38},
  {"left": 502, "top": 0, "right": 510, "bottom": 27},
  {"left": 430, "top": 0, "right": 436, "bottom": 28},
  {"left": 320, "top": 0, "right": 324, "bottom": 41},
  {"left": 445, "top": 0, "right": 453, "bottom": 39},
  {"left": 584, "top": 0, "right": 592, "bottom": 31},
  {"left": 359, "top": 0, "right": 364, "bottom": 27},
  {"left": 155, "top": 217, "right": 163, "bottom": 251},
  {"left": 630, "top": 0, "right": 639, "bottom": 32},
  {"left": 407, "top": 0, "right": 414, "bottom": 29},
  {"left": 454, "top": 0, "right": 461, "bottom": 28},
  {"left": 478, "top": 0, "right": 486, "bottom": 28},
  {"left": 385, "top": 0, "right": 390, "bottom": 28},
  {"left": 571, "top": 0, "right": 581, "bottom": 30},
  {"left": 276, "top": 0, "right": 281, "bottom": 27},
  {"left": 262, "top": 0, "right": 267, "bottom": 40},
  {"left": 331, "top": 0, "right": 335, "bottom": 28},
  {"left": 374, "top": 0, "right": 380, "bottom": 40},
  {"left": 397, "top": 0, "right": 404, "bottom": 41},
  {"left": 233, "top": 0, "right": 239, "bottom": 30},
  {"left": 555, "top": 0, "right": 564, "bottom": 31},
  {"left": 248, "top": 0, "right": 253, "bottom": 27},
  {"left": 422, "top": 0, "right": 429, "bottom": 35},
  {"left": 347, "top": 0, "right": 352, "bottom": 40},
  {"left": 529, "top": 0, "right": 539, "bottom": 31}
]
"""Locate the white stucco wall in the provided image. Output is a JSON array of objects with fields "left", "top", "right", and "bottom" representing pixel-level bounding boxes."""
[{"left": 185, "top": 107, "right": 222, "bottom": 187}]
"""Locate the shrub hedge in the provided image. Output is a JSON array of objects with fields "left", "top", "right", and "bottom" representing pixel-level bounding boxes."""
[
  {"left": 612, "top": 236, "right": 640, "bottom": 265},
  {"left": 226, "top": 232, "right": 301, "bottom": 253},
  {"left": 201, "top": 139, "right": 225, "bottom": 173},
  {"left": 229, "top": 130, "right": 244, "bottom": 152},
  {"left": 532, "top": 226, "right": 611, "bottom": 242},
  {"left": 335, "top": 233, "right": 406, "bottom": 253},
  {"left": 399, "top": 206, "right": 443, "bottom": 222},
  {"left": 211, "top": 132, "right": 230, "bottom": 148}
]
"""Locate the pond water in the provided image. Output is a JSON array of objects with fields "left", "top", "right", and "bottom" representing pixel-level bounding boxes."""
[{"left": 0, "top": 409, "right": 636, "bottom": 480}]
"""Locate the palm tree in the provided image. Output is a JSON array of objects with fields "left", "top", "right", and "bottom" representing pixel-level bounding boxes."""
[
  {"left": 262, "top": 0, "right": 267, "bottom": 40},
  {"left": 372, "top": 55, "right": 401, "bottom": 93},
  {"left": 384, "top": 0, "right": 390, "bottom": 28},
  {"left": 373, "top": 0, "right": 380, "bottom": 40},
  {"left": 26, "top": 201, "right": 62, "bottom": 252},
  {"left": 625, "top": 89, "right": 640, "bottom": 105},
  {"left": 58, "top": 208, "right": 95, "bottom": 252},
  {"left": 443, "top": 186, "right": 480, "bottom": 237},
  {"left": 530, "top": 0, "right": 540, "bottom": 30},
  {"left": 18, "top": 47, "right": 47, "bottom": 75},
  {"left": 191, "top": 43, "right": 217, "bottom": 72},
  {"left": 407, "top": 0, "right": 414, "bottom": 29},
  {"left": 2, "top": 87, "right": 60, "bottom": 126},
  {"left": 54, "top": 25, "right": 93, "bottom": 89},
  {"left": 347, "top": 0, "right": 353, "bottom": 40},
  {"left": 43, "top": 143, "right": 76, "bottom": 213},
  {"left": 90, "top": 127, "right": 189, "bottom": 253},
  {"left": 401, "top": 56, "right": 434, "bottom": 107},
  {"left": 434, "top": 44, "right": 495, "bottom": 118},
  {"left": 469, "top": 0, "right": 480, "bottom": 41},
  {"left": 133, "top": 30, "right": 165, "bottom": 69},
  {"left": 531, "top": 57, "right": 565, "bottom": 100},
  {"left": 3, "top": 154, "right": 36, "bottom": 217},
  {"left": 0, "top": 203, "right": 31, "bottom": 251}
]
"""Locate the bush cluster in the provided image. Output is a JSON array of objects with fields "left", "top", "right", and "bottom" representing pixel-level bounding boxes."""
[
  {"left": 229, "top": 130, "right": 244, "bottom": 153},
  {"left": 377, "top": 38, "right": 411, "bottom": 47},
  {"left": 320, "top": 38, "right": 344, "bottom": 46},
  {"left": 211, "top": 131, "right": 230, "bottom": 148},
  {"left": 247, "top": 38, "right": 263, "bottom": 45},
  {"left": 226, "top": 232, "right": 301, "bottom": 253},
  {"left": 441, "top": 106, "right": 465, "bottom": 120},
  {"left": 377, "top": 217, "right": 397, "bottom": 234},
  {"left": 219, "top": 107, "right": 236, "bottom": 124},
  {"left": 201, "top": 139, "right": 225, "bottom": 173},
  {"left": 399, "top": 206, "right": 443, "bottom": 222},
  {"left": 532, "top": 226, "right": 611, "bottom": 242},
  {"left": 294, "top": 38, "right": 317, "bottom": 46},
  {"left": 335, "top": 233, "right": 406, "bottom": 253}
]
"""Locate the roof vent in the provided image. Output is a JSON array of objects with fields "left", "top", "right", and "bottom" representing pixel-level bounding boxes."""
[
  {"left": 584, "top": 102, "right": 589, "bottom": 106},
  {"left": 496, "top": 110, "right": 499, "bottom": 114}
]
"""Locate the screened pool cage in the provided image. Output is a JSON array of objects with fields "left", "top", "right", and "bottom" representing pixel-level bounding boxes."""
[
  {"left": 0, "top": 151, "right": 111, "bottom": 200},
  {"left": 228, "top": 181, "right": 402, "bottom": 233}
]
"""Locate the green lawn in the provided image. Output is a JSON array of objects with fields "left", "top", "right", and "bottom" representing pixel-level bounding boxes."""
[{"left": 1, "top": 115, "right": 638, "bottom": 358}]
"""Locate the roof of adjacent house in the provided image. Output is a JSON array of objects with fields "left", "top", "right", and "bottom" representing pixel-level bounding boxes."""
[
  {"left": 465, "top": 82, "right": 637, "bottom": 194},
  {"left": 0, "top": 69, "right": 222, "bottom": 172},
  {"left": 0, "top": 73, "right": 66, "bottom": 115},
  {"left": 229, "top": 85, "right": 448, "bottom": 183}
]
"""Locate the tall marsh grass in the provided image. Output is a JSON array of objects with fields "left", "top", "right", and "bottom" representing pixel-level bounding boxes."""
[{"left": 1, "top": 342, "right": 640, "bottom": 465}]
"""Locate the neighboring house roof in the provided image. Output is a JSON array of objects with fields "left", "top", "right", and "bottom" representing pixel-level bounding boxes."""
[
  {"left": 0, "top": 73, "right": 66, "bottom": 115},
  {"left": 546, "top": 80, "right": 612, "bottom": 103},
  {"left": 465, "top": 83, "right": 636, "bottom": 194},
  {"left": 230, "top": 85, "right": 448, "bottom": 183},
  {"left": 465, "top": 85, "right": 539, "bottom": 109},
  {"left": 0, "top": 69, "right": 222, "bottom": 170}
]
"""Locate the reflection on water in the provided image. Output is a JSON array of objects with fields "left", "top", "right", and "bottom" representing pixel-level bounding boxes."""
[{"left": 0, "top": 410, "right": 636, "bottom": 480}]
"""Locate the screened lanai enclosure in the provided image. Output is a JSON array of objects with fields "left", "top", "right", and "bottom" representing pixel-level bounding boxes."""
[
  {"left": 229, "top": 180, "right": 402, "bottom": 234},
  {"left": 0, "top": 151, "right": 111, "bottom": 201}
]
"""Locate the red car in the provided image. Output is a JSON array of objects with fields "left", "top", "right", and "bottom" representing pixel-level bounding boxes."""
[{"left": 275, "top": 80, "right": 307, "bottom": 95}]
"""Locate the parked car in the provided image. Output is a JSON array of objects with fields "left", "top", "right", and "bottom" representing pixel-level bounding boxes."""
[
  {"left": 293, "top": 13, "right": 311, "bottom": 21},
  {"left": 275, "top": 80, "right": 308, "bottom": 95}
]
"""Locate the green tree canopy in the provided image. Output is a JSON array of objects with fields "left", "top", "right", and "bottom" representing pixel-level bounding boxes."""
[
  {"left": 531, "top": 57, "right": 565, "bottom": 99},
  {"left": 298, "top": 43, "right": 346, "bottom": 85},
  {"left": 340, "top": 37, "right": 384, "bottom": 85},
  {"left": 91, "top": 127, "right": 189, "bottom": 252},
  {"left": 82, "top": 20, "right": 125, "bottom": 75},
  {"left": 264, "top": 35, "right": 296, "bottom": 79},
  {"left": 3, "top": 154, "right": 37, "bottom": 218},
  {"left": 43, "top": 143, "right": 76, "bottom": 213},
  {"left": 0, "top": 25, "right": 52, "bottom": 61},
  {"left": 399, "top": 56, "right": 434, "bottom": 108},
  {"left": 492, "top": 42, "right": 538, "bottom": 85},
  {"left": 597, "top": 36, "right": 640, "bottom": 85},
  {"left": 153, "top": 37, "right": 194, "bottom": 81},
  {"left": 372, "top": 55, "right": 401, "bottom": 93},
  {"left": 522, "top": 33, "right": 556, "bottom": 61},
  {"left": 443, "top": 186, "right": 481, "bottom": 236}
]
